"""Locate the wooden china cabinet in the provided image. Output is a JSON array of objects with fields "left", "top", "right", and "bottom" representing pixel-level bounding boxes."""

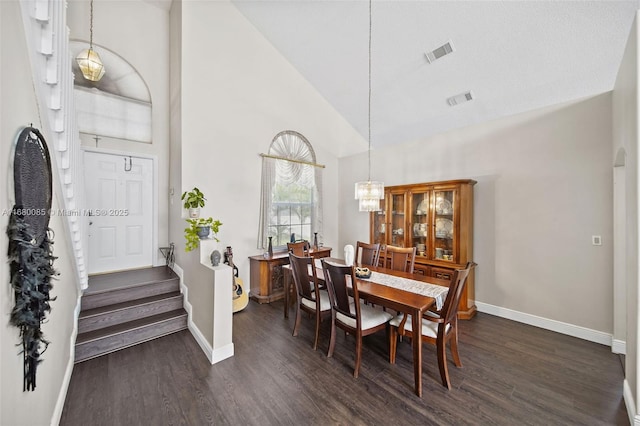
[{"left": 370, "top": 179, "right": 476, "bottom": 319}]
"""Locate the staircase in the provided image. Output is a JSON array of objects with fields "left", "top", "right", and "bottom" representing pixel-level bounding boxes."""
[{"left": 75, "top": 266, "right": 187, "bottom": 362}]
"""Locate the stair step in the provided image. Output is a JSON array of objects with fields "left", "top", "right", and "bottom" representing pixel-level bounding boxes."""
[
  {"left": 82, "top": 267, "right": 180, "bottom": 310},
  {"left": 78, "top": 292, "right": 183, "bottom": 334},
  {"left": 75, "top": 309, "right": 188, "bottom": 363}
]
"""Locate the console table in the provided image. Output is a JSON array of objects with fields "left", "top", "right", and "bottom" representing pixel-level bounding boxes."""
[{"left": 248, "top": 247, "right": 332, "bottom": 304}]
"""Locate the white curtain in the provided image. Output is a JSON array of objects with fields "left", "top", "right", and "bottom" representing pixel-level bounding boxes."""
[
  {"left": 257, "top": 131, "right": 323, "bottom": 250},
  {"left": 257, "top": 156, "right": 275, "bottom": 250}
]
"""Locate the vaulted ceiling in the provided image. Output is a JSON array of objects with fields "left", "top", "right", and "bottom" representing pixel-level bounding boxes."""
[{"left": 154, "top": 1, "right": 640, "bottom": 149}]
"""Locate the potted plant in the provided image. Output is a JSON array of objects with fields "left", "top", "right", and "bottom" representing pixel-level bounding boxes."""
[
  {"left": 184, "top": 217, "right": 222, "bottom": 252},
  {"left": 181, "top": 187, "right": 206, "bottom": 218}
]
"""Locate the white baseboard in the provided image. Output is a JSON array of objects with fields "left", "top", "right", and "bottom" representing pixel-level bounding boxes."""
[
  {"left": 624, "top": 379, "right": 638, "bottom": 425},
  {"left": 612, "top": 339, "right": 627, "bottom": 355},
  {"left": 51, "top": 292, "right": 82, "bottom": 426},
  {"left": 188, "top": 318, "right": 215, "bottom": 363},
  {"left": 212, "top": 343, "right": 234, "bottom": 364},
  {"left": 475, "top": 302, "right": 612, "bottom": 346}
]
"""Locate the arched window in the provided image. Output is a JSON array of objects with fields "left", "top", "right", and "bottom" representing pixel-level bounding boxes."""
[
  {"left": 71, "top": 41, "right": 152, "bottom": 143},
  {"left": 258, "top": 131, "right": 324, "bottom": 250}
]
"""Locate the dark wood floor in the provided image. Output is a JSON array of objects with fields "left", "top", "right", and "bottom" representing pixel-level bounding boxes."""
[{"left": 61, "top": 301, "right": 629, "bottom": 425}]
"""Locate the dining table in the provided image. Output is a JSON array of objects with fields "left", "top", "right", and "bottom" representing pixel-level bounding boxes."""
[{"left": 283, "top": 257, "right": 450, "bottom": 397}]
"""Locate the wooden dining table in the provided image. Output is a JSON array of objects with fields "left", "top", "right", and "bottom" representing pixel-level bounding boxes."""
[{"left": 284, "top": 258, "right": 450, "bottom": 397}]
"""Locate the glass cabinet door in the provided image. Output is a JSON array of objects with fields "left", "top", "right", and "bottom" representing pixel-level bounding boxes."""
[
  {"left": 411, "top": 190, "right": 429, "bottom": 258},
  {"left": 433, "top": 189, "right": 455, "bottom": 262},
  {"left": 371, "top": 198, "right": 386, "bottom": 245},
  {"left": 389, "top": 191, "right": 406, "bottom": 247}
]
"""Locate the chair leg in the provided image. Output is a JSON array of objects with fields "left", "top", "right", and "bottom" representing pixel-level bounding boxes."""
[
  {"left": 313, "top": 312, "right": 321, "bottom": 351},
  {"left": 292, "top": 304, "right": 302, "bottom": 337},
  {"left": 450, "top": 328, "right": 462, "bottom": 367},
  {"left": 436, "top": 338, "right": 451, "bottom": 390},
  {"left": 327, "top": 315, "right": 336, "bottom": 358},
  {"left": 389, "top": 326, "right": 397, "bottom": 364},
  {"left": 354, "top": 334, "right": 362, "bottom": 378}
]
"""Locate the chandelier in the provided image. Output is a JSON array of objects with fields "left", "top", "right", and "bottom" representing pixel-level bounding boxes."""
[
  {"left": 354, "top": 0, "right": 384, "bottom": 212},
  {"left": 76, "top": 0, "right": 105, "bottom": 82}
]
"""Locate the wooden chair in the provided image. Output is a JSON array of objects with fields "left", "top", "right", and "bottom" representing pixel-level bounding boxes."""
[
  {"left": 287, "top": 241, "right": 310, "bottom": 257},
  {"left": 389, "top": 262, "right": 475, "bottom": 389},
  {"left": 284, "top": 241, "right": 311, "bottom": 315},
  {"left": 382, "top": 245, "right": 416, "bottom": 273},
  {"left": 354, "top": 241, "right": 381, "bottom": 267},
  {"left": 289, "top": 253, "right": 331, "bottom": 350},
  {"left": 321, "top": 259, "right": 393, "bottom": 378}
]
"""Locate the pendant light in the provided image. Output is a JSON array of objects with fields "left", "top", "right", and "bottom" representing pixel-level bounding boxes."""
[
  {"left": 354, "top": 0, "right": 384, "bottom": 212},
  {"left": 76, "top": 0, "right": 105, "bottom": 82}
]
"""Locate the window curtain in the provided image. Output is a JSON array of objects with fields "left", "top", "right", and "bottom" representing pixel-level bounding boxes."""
[
  {"left": 257, "top": 157, "right": 275, "bottom": 250},
  {"left": 257, "top": 131, "right": 323, "bottom": 250}
]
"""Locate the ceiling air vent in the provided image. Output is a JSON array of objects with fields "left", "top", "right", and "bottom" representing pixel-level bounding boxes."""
[
  {"left": 447, "top": 91, "right": 474, "bottom": 107},
  {"left": 425, "top": 41, "right": 454, "bottom": 64}
]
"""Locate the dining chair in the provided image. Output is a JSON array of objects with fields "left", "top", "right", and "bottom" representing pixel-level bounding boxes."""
[
  {"left": 284, "top": 241, "right": 311, "bottom": 315},
  {"left": 287, "top": 241, "right": 310, "bottom": 257},
  {"left": 388, "top": 261, "right": 475, "bottom": 389},
  {"left": 354, "top": 241, "right": 381, "bottom": 267},
  {"left": 321, "top": 259, "right": 393, "bottom": 378},
  {"left": 382, "top": 245, "right": 416, "bottom": 273},
  {"left": 289, "top": 253, "right": 332, "bottom": 350}
]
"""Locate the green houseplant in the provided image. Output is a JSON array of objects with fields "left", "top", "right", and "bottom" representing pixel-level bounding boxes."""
[
  {"left": 182, "top": 187, "right": 206, "bottom": 218},
  {"left": 184, "top": 217, "right": 222, "bottom": 252}
]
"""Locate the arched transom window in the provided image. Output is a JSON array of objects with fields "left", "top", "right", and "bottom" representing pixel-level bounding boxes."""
[{"left": 258, "top": 131, "right": 323, "bottom": 250}]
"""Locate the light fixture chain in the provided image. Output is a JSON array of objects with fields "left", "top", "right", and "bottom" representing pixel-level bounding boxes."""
[
  {"left": 89, "top": 0, "right": 94, "bottom": 48},
  {"left": 368, "top": 0, "right": 372, "bottom": 182}
]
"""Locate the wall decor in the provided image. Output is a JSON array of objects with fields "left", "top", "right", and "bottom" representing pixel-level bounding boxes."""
[{"left": 7, "top": 127, "right": 56, "bottom": 391}]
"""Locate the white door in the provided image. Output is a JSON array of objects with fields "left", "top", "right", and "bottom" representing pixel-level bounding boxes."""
[{"left": 84, "top": 151, "right": 153, "bottom": 274}]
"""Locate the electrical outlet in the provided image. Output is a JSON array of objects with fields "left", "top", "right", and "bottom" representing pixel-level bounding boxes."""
[{"left": 592, "top": 235, "right": 602, "bottom": 246}]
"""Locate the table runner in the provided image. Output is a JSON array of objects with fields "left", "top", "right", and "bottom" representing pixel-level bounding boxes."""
[
  {"left": 315, "top": 259, "right": 448, "bottom": 310},
  {"left": 366, "top": 271, "right": 448, "bottom": 310}
]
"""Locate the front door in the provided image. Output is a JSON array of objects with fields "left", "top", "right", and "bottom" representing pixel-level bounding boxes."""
[{"left": 84, "top": 151, "right": 153, "bottom": 274}]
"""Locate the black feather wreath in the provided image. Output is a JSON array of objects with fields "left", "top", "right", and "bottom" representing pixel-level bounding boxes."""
[{"left": 7, "top": 127, "right": 56, "bottom": 391}]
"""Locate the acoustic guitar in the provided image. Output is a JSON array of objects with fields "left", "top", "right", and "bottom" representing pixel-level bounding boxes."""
[{"left": 224, "top": 246, "right": 248, "bottom": 313}]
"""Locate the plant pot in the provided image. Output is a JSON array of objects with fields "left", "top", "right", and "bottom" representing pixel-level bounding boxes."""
[
  {"left": 197, "top": 225, "right": 210, "bottom": 239},
  {"left": 188, "top": 207, "right": 201, "bottom": 218}
]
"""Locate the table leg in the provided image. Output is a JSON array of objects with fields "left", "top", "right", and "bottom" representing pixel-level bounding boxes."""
[
  {"left": 412, "top": 308, "right": 423, "bottom": 397},
  {"left": 284, "top": 269, "right": 291, "bottom": 319}
]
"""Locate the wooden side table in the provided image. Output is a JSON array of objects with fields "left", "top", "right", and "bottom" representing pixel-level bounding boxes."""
[{"left": 249, "top": 247, "right": 332, "bottom": 304}]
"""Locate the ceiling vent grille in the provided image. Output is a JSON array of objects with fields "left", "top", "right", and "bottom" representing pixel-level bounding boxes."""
[
  {"left": 447, "top": 91, "right": 474, "bottom": 107},
  {"left": 425, "top": 41, "right": 454, "bottom": 63}
]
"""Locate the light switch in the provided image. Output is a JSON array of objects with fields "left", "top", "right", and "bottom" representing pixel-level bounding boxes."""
[{"left": 592, "top": 235, "right": 602, "bottom": 246}]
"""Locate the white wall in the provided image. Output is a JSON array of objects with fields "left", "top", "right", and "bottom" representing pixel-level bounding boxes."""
[
  {"left": 1, "top": 2, "right": 81, "bottom": 424},
  {"left": 172, "top": 0, "right": 365, "bottom": 341},
  {"left": 67, "top": 0, "right": 171, "bottom": 266},
  {"left": 613, "top": 11, "right": 639, "bottom": 423},
  {"left": 340, "top": 93, "right": 614, "bottom": 335}
]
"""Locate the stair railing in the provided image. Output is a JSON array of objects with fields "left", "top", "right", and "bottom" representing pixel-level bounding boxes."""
[{"left": 20, "top": 0, "right": 88, "bottom": 290}]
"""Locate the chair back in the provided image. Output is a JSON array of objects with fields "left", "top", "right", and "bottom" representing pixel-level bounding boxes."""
[
  {"left": 322, "top": 260, "right": 360, "bottom": 325},
  {"left": 355, "top": 241, "right": 380, "bottom": 267},
  {"left": 287, "top": 241, "right": 310, "bottom": 257},
  {"left": 289, "top": 253, "right": 317, "bottom": 302},
  {"left": 440, "top": 262, "right": 475, "bottom": 325},
  {"left": 384, "top": 245, "right": 416, "bottom": 273}
]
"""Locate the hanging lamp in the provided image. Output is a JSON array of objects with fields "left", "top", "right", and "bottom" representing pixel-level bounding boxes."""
[
  {"left": 354, "top": 0, "right": 384, "bottom": 212},
  {"left": 76, "top": 0, "right": 105, "bottom": 82}
]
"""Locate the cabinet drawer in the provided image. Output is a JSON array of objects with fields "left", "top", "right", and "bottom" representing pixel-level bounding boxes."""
[
  {"left": 413, "top": 264, "right": 429, "bottom": 276},
  {"left": 430, "top": 267, "right": 453, "bottom": 281}
]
